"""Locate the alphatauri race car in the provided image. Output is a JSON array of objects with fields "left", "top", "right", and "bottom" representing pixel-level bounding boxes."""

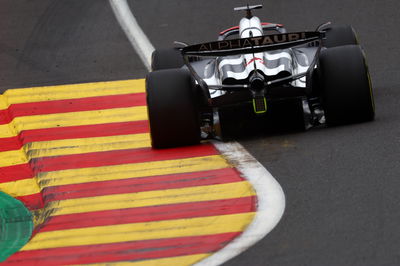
[{"left": 146, "top": 4, "right": 375, "bottom": 148}]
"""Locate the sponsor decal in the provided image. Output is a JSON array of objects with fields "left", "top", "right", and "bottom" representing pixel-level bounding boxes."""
[
  {"left": 196, "top": 32, "right": 307, "bottom": 52},
  {"left": 182, "top": 32, "right": 321, "bottom": 55}
]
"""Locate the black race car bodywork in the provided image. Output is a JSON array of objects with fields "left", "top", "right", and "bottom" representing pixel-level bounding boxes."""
[{"left": 146, "top": 4, "right": 375, "bottom": 148}]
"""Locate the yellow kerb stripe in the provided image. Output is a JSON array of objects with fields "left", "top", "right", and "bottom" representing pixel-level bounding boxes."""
[
  {"left": 0, "top": 123, "right": 18, "bottom": 138},
  {"left": 22, "top": 212, "right": 255, "bottom": 251},
  {"left": 45, "top": 181, "right": 255, "bottom": 216},
  {"left": 0, "top": 178, "right": 41, "bottom": 197},
  {"left": 1, "top": 79, "right": 145, "bottom": 107},
  {"left": 26, "top": 133, "right": 151, "bottom": 158},
  {"left": 0, "top": 154, "right": 229, "bottom": 198},
  {"left": 0, "top": 134, "right": 151, "bottom": 167},
  {"left": 0, "top": 95, "right": 9, "bottom": 109},
  {"left": 91, "top": 254, "right": 209, "bottom": 266},
  {"left": 13, "top": 106, "right": 148, "bottom": 131},
  {"left": 0, "top": 106, "right": 147, "bottom": 138},
  {"left": 37, "top": 155, "right": 230, "bottom": 188},
  {"left": 0, "top": 148, "right": 28, "bottom": 167}
]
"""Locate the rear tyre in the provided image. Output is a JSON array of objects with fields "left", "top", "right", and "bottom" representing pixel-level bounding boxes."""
[
  {"left": 146, "top": 68, "right": 201, "bottom": 149},
  {"left": 151, "top": 48, "right": 184, "bottom": 71},
  {"left": 323, "top": 25, "right": 358, "bottom": 48},
  {"left": 319, "top": 45, "right": 375, "bottom": 126}
]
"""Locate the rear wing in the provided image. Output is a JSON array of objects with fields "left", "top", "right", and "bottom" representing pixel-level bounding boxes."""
[{"left": 181, "top": 31, "right": 324, "bottom": 57}]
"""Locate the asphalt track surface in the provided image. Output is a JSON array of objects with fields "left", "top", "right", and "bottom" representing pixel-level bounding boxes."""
[{"left": 1, "top": 0, "right": 399, "bottom": 265}]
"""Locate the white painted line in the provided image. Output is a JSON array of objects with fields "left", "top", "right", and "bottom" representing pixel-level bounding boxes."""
[
  {"left": 109, "top": 0, "right": 154, "bottom": 70},
  {"left": 109, "top": 1, "right": 286, "bottom": 265},
  {"left": 198, "top": 141, "right": 285, "bottom": 265}
]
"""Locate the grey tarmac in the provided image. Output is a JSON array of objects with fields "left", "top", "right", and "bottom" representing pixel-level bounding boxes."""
[{"left": 1, "top": 0, "right": 399, "bottom": 265}]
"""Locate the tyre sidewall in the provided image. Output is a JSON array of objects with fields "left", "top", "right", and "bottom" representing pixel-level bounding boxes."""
[{"left": 146, "top": 69, "right": 200, "bottom": 148}]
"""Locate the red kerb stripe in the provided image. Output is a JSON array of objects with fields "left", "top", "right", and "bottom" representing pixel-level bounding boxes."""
[
  {"left": 0, "top": 136, "right": 22, "bottom": 152},
  {"left": 42, "top": 168, "right": 242, "bottom": 201},
  {"left": 0, "top": 121, "right": 150, "bottom": 153},
  {"left": 20, "top": 120, "right": 149, "bottom": 143},
  {"left": 0, "top": 109, "right": 12, "bottom": 124},
  {"left": 0, "top": 93, "right": 146, "bottom": 125},
  {"left": 32, "top": 144, "right": 218, "bottom": 172},
  {"left": 37, "top": 196, "right": 255, "bottom": 233},
  {"left": 0, "top": 164, "right": 33, "bottom": 182},
  {"left": 16, "top": 193, "right": 44, "bottom": 210},
  {"left": 5, "top": 233, "right": 240, "bottom": 265}
]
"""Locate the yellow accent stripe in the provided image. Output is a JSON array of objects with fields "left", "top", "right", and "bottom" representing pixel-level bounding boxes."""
[
  {"left": 37, "top": 155, "right": 230, "bottom": 188},
  {"left": 1, "top": 79, "right": 145, "bottom": 108},
  {"left": 22, "top": 212, "right": 255, "bottom": 251},
  {"left": 0, "top": 178, "right": 41, "bottom": 197},
  {"left": 26, "top": 133, "right": 151, "bottom": 158},
  {"left": 45, "top": 181, "right": 255, "bottom": 216},
  {"left": 85, "top": 254, "right": 209, "bottom": 266}
]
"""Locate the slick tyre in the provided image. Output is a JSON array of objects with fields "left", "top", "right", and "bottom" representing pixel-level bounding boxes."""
[
  {"left": 319, "top": 45, "right": 375, "bottom": 126},
  {"left": 323, "top": 25, "right": 358, "bottom": 48},
  {"left": 151, "top": 48, "right": 184, "bottom": 71},
  {"left": 146, "top": 68, "right": 201, "bottom": 149}
]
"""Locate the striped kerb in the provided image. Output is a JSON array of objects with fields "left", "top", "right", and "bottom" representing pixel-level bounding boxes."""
[{"left": 0, "top": 79, "right": 256, "bottom": 265}]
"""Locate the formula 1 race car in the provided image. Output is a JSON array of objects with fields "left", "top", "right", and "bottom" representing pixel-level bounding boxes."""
[{"left": 146, "top": 4, "right": 375, "bottom": 148}]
